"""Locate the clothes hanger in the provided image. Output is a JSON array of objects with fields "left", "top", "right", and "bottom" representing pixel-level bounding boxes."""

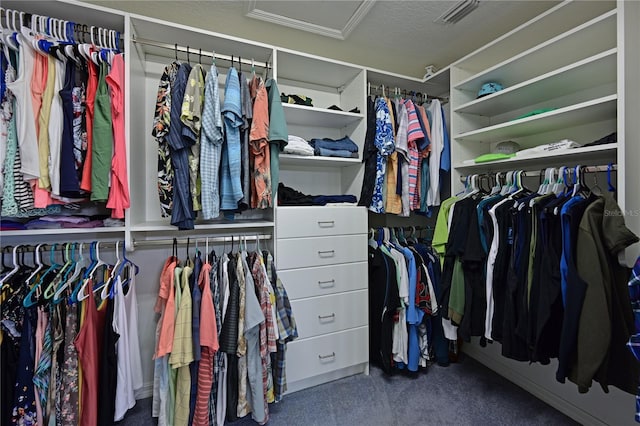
[
  {"left": 24, "top": 243, "right": 45, "bottom": 290},
  {"left": 53, "top": 242, "right": 86, "bottom": 304},
  {"left": 44, "top": 243, "right": 79, "bottom": 300},
  {"left": 100, "top": 240, "right": 122, "bottom": 299},
  {"left": 76, "top": 241, "right": 107, "bottom": 301},
  {"left": 368, "top": 228, "right": 377, "bottom": 248},
  {"left": 0, "top": 244, "right": 21, "bottom": 287},
  {"left": 42, "top": 243, "right": 75, "bottom": 300},
  {"left": 24, "top": 244, "right": 62, "bottom": 307}
]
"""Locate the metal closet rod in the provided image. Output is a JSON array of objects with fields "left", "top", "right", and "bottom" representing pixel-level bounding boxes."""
[
  {"left": 459, "top": 163, "right": 617, "bottom": 181},
  {"left": 1, "top": 234, "right": 272, "bottom": 252},
  {"left": 131, "top": 36, "right": 270, "bottom": 69},
  {"left": 132, "top": 234, "right": 272, "bottom": 248},
  {"left": 367, "top": 82, "right": 448, "bottom": 102}
]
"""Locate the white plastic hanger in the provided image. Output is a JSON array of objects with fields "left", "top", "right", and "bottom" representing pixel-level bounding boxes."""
[
  {"left": 24, "top": 244, "right": 45, "bottom": 289},
  {"left": 0, "top": 245, "right": 21, "bottom": 287},
  {"left": 53, "top": 243, "right": 86, "bottom": 304},
  {"left": 77, "top": 241, "right": 107, "bottom": 301}
]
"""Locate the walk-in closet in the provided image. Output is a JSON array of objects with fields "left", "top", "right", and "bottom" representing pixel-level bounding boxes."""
[{"left": 2, "top": 0, "right": 640, "bottom": 425}]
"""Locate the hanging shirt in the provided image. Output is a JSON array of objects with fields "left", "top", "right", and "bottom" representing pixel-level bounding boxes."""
[
  {"left": 200, "top": 63, "right": 223, "bottom": 220},
  {"left": 181, "top": 63, "right": 206, "bottom": 213},
  {"left": 239, "top": 71, "right": 253, "bottom": 211},
  {"left": 167, "top": 63, "right": 195, "bottom": 229},
  {"left": 249, "top": 76, "right": 271, "bottom": 209},
  {"left": 394, "top": 99, "right": 410, "bottom": 216},
  {"left": 220, "top": 67, "right": 244, "bottom": 212},
  {"left": 80, "top": 55, "right": 98, "bottom": 193},
  {"left": 91, "top": 61, "right": 114, "bottom": 202},
  {"left": 5, "top": 33, "right": 40, "bottom": 180},
  {"left": 106, "top": 54, "right": 130, "bottom": 219},
  {"left": 426, "top": 99, "right": 445, "bottom": 207},
  {"left": 59, "top": 58, "right": 82, "bottom": 197},
  {"left": 153, "top": 62, "right": 179, "bottom": 217},
  {"left": 369, "top": 98, "right": 394, "bottom": 213},
  {"left": 265, "top": 78, "right": 288, "bottom": 194}
]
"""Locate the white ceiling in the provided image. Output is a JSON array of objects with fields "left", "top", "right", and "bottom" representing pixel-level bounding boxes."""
[{"left": 86, "top": 0, "right": 563, "bottom": 77}]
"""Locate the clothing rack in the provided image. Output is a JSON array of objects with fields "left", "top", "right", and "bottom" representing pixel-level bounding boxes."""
[
  {"left": 459, "top": 163, "right": 617, "bottom": 182},
  {"left": 132, "top": 234, "right": 272, "bottom": 248},
  {"left": 367, "top": 81, "right": 448, "bottom": 103},
  {"left": 0, "top": 235, "right": 272, "bottom": 254},
  {"left": 131, "top": 36, "right": 270, "bottom": 69},
  {"left": 1, "top": 7, "right": 122, "bottom": 48}
]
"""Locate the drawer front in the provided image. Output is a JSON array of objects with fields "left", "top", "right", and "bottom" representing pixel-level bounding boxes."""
[
  {"left": 276, "top": 206, "right": 367, "bottom": 238},
  {"left": 286, "top": 327, "right": 368, "bottom": 384},
  {"left": 276, "top": 235, "right": 367, "bottom": 270},
  {"left": 291, "top": 290, "right": 368, "bottom": 339},
  {"left": 279, "top": 262, "right": 367, "bottom": 300}
]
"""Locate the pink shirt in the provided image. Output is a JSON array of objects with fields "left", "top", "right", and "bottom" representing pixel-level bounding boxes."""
[
  {"left": 106, "top": 54, "right": 130, "bottom": 219},
  {"left": 155, "top": 257, "right": 178, "bottom": 358}
]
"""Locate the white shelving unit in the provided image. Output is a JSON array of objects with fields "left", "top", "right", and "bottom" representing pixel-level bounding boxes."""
[
  {"left": 448, "top": 2, "right": 640, "bottom": 425},
  {"left": 450, "top": 3, "right": 619, "bottom": 188}
]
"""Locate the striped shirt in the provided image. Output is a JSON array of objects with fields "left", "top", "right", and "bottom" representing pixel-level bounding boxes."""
[{"left": 403, "top": 99, "right": 425, "bottom": 143}]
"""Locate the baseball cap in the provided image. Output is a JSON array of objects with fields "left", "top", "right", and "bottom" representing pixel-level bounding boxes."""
[
  {"left": 477, "top": 82, "right": 504, "bottom": 98},
  {"left": 493, "top": 140, "right": 520, "bottom": 154}
]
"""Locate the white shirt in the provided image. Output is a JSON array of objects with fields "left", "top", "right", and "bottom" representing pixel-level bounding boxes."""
[
  {"left": 6, "top": 32, "right": 39, "bottom": 180},
  {"left": 427, "top": 99, "right": 444, "bottom": 207}
]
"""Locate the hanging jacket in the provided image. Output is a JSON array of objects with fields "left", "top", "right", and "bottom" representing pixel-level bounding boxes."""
[{"left": 571, "top": 195, "right": 640, "bottom": 394}]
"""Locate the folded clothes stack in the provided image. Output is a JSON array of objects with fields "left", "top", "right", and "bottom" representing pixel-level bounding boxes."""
[
  {"left": 280, "top": 93, "right": 313, "bottom": 106},
  {"left": 284, "top": 135, "right": 315, "bottom": 156},
  {"left": 309, "top": 136, "right": 359, "bottom": 158},
  {"left": 278, "top": 183, "right": 357, "bottom": 206}
]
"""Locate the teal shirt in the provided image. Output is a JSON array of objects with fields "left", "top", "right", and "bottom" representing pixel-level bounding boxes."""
[{"left": 265, "top": 79, "right": 288, "bottom": 192}]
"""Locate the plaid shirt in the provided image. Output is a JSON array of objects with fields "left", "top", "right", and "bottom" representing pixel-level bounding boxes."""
[
  {"left": 201, "top": 64, "right": 224, "bottom": 220},
  {"left": 265, "top": 252, "right": 298, "bottom": 402}
]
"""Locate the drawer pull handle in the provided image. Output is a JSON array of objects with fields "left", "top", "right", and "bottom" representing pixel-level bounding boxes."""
[
  {"left": 318, "top": 279, "right": 336, "bottom": 287},
  {"left": 318, "top": 352, "right": 336, "bottom": 360},
  {"left": 317, "top": 221, "right": 335, "bottom": 228},
  {"left": 318, "top": 250, "right": 335, "bottom": 257},
  {"left": 318, "top": 313, "right": 336, "bottom": 320}
]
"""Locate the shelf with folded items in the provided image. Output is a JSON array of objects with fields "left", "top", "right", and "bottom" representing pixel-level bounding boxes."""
[
  {"left": 129, "top": 219, "right": 275, "bottom": 233},
  {"left": 453, "top": 143, "right": 617, "bottom": 172},
  {"left": 0, "top": 226, "right": 127, "bottom": 237},
  {"left": 282, "top": 103, "right": 363, "bottom": 128},
  {"left": 454, "top": 94, "right": 617, "bottom": 143},
  {"left": 280, "top": 154, "right": 361, "bottom": 168}
]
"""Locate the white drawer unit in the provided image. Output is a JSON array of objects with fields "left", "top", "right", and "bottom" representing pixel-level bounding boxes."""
[
  {"left": 286, "top": 326, "right": 369, "bottom": 384},
  {"left": 277, "top": 206, "right": 367, "bottom": 239},
  {"left": 276, "top": 234, "right": 367, "bottom": 270},
  {"left": 276, "top": 205, "right": 369, "bottom": 393},
  {"left": 291, "top": 290, "right": 368, "bottom": 339},
  {"left": 278, "top": 262, "right": 367, "bottom": 300}
]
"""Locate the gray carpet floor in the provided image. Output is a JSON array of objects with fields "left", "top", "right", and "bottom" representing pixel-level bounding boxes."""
[{"left": 117, "top": 355, "right": 578, "bottom": 426}]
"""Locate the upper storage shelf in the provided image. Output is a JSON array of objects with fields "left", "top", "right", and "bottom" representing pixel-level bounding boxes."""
[
  {"left": 455, "top": 94, "right": 616, "bottom": 143},
  {"left": 455, "top": 49, "right": 616, "bottom": 116},
  {"left": 282, "top": 104, "right": 363, "bottom": 128},
  {"left": 454, "top": 10, "right": 616, "bottom": 94},
  {"left": 453, "top": 0, "right": 616, "bottom": 75},
  {"left": 277, "top": 49, "right": 363, "bottom": 90},
  {"left": 130, "top": 14, "right": 275, "bottom": 72}
]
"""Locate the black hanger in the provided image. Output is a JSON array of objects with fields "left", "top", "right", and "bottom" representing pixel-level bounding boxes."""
[
  {"left": 172, "top": 237, "right": 178, "bottom": 258},
  {"left": 198, "top": 48, "right": 202, "bottom": 65},
  {"left": 174, "top": 43, "right": 178, "bottom": 61},
  {"left": 186, "top": 46, "right": 190, "bottom": 65}
]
